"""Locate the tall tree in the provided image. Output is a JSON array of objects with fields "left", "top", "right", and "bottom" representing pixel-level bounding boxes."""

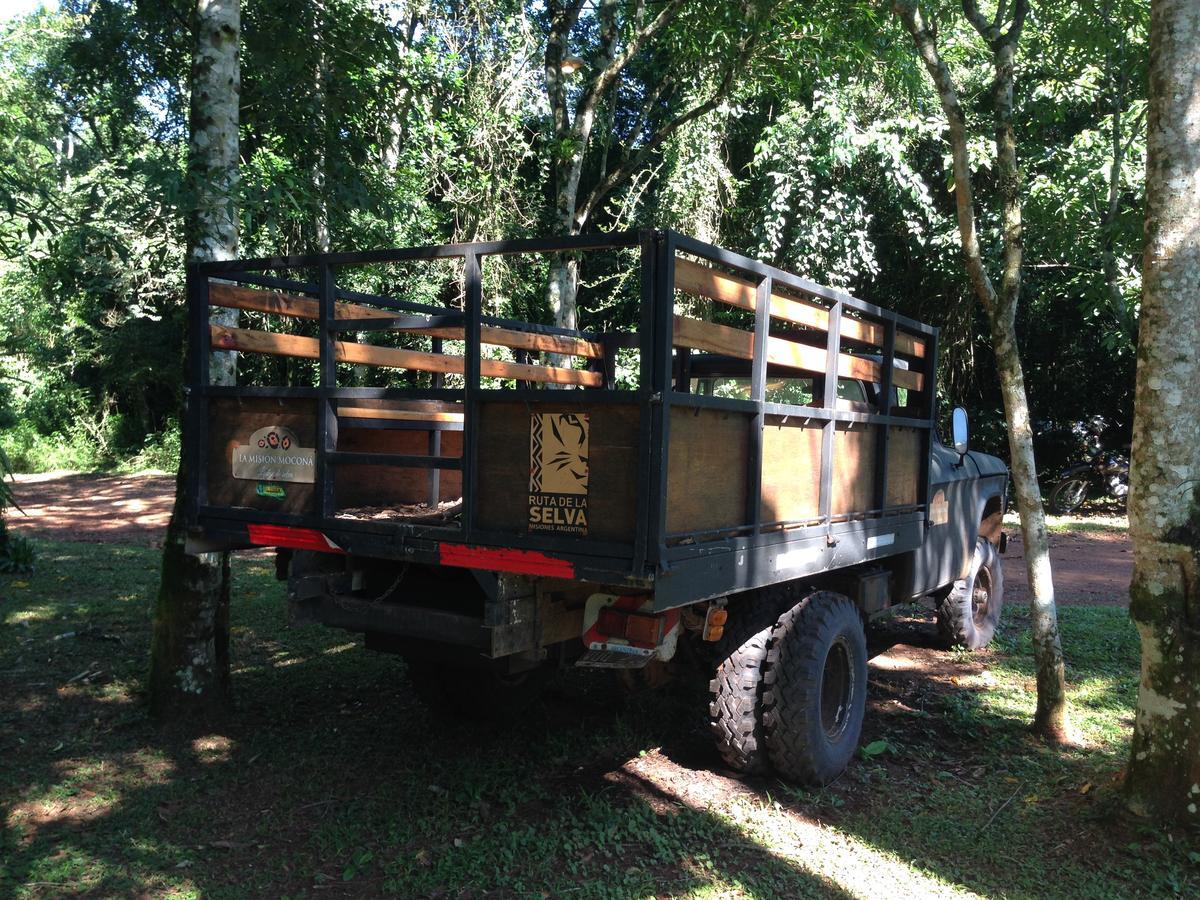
[
  {"left": 147, "top": 0, "right": 241, "bottom": 718},
  {"left": 541, "top": 0, "right": 771, "bottom": 332},
  {"left": 891, "top": 0, "right": 1070, "bottom": 740},
  {"left": 1124, "top": 0, "right": 1200, "bottom": 824}
]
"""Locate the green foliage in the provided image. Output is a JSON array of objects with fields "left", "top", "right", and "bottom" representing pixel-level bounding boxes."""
[{"left": 0, "top": 0, "right": 1150, "bottom": 471}]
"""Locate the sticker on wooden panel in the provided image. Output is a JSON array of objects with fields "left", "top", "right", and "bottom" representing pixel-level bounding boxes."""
[
  {"left": 232, "top": 425, "right": 316, "bottom": 484},
  {"left": 528, "top": 413, "right": 589, "bottom": 535}
]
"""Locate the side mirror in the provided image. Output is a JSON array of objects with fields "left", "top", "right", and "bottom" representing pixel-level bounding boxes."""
[{"left": 951, "top": 406, "right": 970, "bottom": 456}]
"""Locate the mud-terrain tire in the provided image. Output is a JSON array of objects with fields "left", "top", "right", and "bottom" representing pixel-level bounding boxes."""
[
  {"left": 761, "top": 592, "right": 868, "bottom": 786},
  {"left": 405, "top": 659, "right": 550, "bottom": 722},
  {"left": 936, "top": 538, "right": 1004, "bottom": 651},
  {"left": 707, "top": 590, "right": 793, "bottom": 774}
]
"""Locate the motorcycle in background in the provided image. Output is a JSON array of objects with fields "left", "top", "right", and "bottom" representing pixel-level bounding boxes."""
[{"left": 1046, "top": 416, "right": 1130, "bottom": 515}]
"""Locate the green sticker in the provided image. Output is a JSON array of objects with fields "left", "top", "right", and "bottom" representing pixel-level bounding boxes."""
[{"left": 256, "top": 483, "right": 286, "bottom": 499}]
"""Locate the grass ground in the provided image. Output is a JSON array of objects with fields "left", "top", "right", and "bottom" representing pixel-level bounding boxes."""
[
  {"left": 1003, "top": 511, "right": 1129, "bottom": 537},
  {"left": 1, "top": 539, "right": 1197, "bottom": 898}
]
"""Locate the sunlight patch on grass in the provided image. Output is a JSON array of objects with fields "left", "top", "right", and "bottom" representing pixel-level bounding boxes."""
[
  {"left": 732, "top": 795, "right": 981, "bottom": 898},
  {"left": 191, "top": 735, "right": 235, "bottom": 765},
  {"left": 3, "top": 604, "right": 57, "bottom": 624}
]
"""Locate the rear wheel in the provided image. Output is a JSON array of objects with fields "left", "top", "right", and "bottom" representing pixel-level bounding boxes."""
[
  {"left": 707, "top": 590, "right": 792, "bottom": 774},
  {"left": 937, "top": 538, "right": 1004, "bottom": 650},
  {"left": 405, "top": 659, "right": 550, "bottom": 722},
  {"left": 762, "top": 592, "right": 868, "bottom": 786},
  {"left": 1048, "top": 476, "right": 1089, "bottom": 514}
]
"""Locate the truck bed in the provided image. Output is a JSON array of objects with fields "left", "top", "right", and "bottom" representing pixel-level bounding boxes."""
[{"left": 186, "top": 231, "right": 938, "bottom": 609}]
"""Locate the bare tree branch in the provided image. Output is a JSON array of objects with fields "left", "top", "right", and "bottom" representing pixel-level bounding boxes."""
[
  {"left": 893, "top": 0, "right": 997, "bottom": 311},
  {"left": 573, "top": 0, "right": 687, "bottom": 138},
  {"left": 576, "top": 6, "right": 769, "bottom": 226}
]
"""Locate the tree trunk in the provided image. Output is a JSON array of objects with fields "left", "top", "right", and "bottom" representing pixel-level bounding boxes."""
[
  {"left": 548, "top": 250, "right": 580, "bottom": 331},
  {"left": 991, "top": 315, "right": 1069, "bottom": 739},
  {"left": 1123, "top": 0, "right": 1200, "bottom": 824},
  {"left": 148, "top": 0, "right": 240, "bottom": 720},
  {"left": 312, "top": 0, "right": 330, "bottom": 255},
  {"left": 893, "top": 0, "right": 1070, "bottom": 741}
]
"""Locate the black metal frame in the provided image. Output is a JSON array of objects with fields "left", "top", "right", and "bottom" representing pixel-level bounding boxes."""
[{"left": 186, "top": 229, "right": 938, "bottom": 611}]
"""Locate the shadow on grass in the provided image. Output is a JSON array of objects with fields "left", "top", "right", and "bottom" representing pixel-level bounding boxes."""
[
  {"left": 2, "top": 541, "right": 1194, "bottom": 897},
  {"left": 1, "top": 543, "right": 852, "bottom": 897}
]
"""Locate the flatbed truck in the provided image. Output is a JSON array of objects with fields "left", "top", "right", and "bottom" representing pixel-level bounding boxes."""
[{"left": 184, "top": 230, "right": 1008, "bottom": 783}]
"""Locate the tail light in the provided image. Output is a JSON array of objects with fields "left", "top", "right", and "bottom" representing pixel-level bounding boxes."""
[{"left": 596, "top": 607, "right": 667, "bottom": 646}]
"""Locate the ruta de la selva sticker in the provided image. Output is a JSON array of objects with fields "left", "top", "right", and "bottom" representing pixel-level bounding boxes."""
[{"left": 528, "top": 413, "right": 589, "bottom": 535}]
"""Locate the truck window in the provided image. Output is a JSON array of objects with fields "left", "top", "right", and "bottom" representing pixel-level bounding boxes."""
[
  {"left": 691, "top": 376, "right": 867, "bottom": 408},
  {"left": 836, "top": 379, "right": 867, "bottom": 404}
]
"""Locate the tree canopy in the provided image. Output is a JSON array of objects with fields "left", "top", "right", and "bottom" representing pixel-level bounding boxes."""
[{"left": 0, "top": 0, "right": 1147, "bottom": 474}]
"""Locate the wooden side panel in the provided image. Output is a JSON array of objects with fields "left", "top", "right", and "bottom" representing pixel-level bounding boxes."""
[
  {"left": 761, "top": 417, "right": 822, "bottom": 523},
  {"left": 475, "top": 402, "right": 641, "bottom": 543},
  {"left": 832, "top": 425, "right": 877, "bottom": 515},
  {"left": 666, "top": 407, "right": 750, "bottom": 534},
  {"left": 207, "top": 397, "right": 318, "bottom": 515},
  {"left": 885, "top": 427, "right": 921, "bottom": 507},
  {"left": 334, "top": 429, "right": 463, "bottom": 509}
]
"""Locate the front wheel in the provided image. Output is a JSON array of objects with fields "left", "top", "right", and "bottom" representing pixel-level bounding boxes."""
[
  {"left": 937, "top": 538, "right": 1004, "bottom": 650},
  {"left": 761, "top": 592, "right": 868, "bottom": 786},
  {"left": 1048, "top": 476, "right": 1089, "bottom": 514}
]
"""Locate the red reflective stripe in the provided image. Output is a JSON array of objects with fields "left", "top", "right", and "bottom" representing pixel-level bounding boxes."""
[
  {"left": 245, "top": 524, "right": 344, "bottom": 554},
  {"left": 438, "top": 544, "right": 575, "bottom": 579}
]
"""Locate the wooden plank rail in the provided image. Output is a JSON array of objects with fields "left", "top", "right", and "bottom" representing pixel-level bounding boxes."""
[
  {"left": 672, "top": 316, "right": 925, "bottom": 391},
  {"left": 210, "top": 325, "right": 603, "bottom": 387},
  {"left": 209, "top": 282, "right": 605, "bottom": 360},
  {"left": 338, "top": 407, "right": 465, "bottom": 424},
  {"left": 674, "top": 257, "right": 926, "bottom": 359}
]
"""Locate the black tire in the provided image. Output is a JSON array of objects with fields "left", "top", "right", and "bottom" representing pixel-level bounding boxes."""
[
  {"left": 1048, "top": 476, "right": 1089, "bottom": 514},
  {"left": 405, "top": 659, "right": 550, "bottom": 722},
  {"left": 707, "top": 590, "right": 793, "bottom": 774},
  {"left": 937, "top": 538, "right": 1004, "bottom": 650},
  {"left": 761, "top": 592, "right": 868, "bottom": 786}
]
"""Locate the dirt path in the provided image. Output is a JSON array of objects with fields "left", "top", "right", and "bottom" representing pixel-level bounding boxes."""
[
  {"left": 1003, "top": 526, "right": 1131, "bottom": 607},
  {"left": 8, "top": 471, "right": 175, "bottom": 547},
  {"left": 7, "top": 472, "right": 1133, "bottom": 605}
]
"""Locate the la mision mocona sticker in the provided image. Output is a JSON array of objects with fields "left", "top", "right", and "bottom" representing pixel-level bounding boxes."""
[
  {"left": 528, "top": 413, "right": 589, "bottom": 535},
  {"left": 232, "top": 425, "right": 316, "bottom": 484}
]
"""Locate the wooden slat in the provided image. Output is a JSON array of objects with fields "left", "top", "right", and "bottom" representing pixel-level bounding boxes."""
[
  {"left": 209, "top": 282, "right": 605, "bottom": 359},
  {"left": 210, "top": 325, "right": 602, "bottom": 387},
  {"left": 674, "top": 257, "right": 926, "bottom": 359},
  {"left": 338, "top": 407, "right": 465, "bottom": 424},
  {"left": 672, "top": 316, "right": 924, "bottom": 391}
]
